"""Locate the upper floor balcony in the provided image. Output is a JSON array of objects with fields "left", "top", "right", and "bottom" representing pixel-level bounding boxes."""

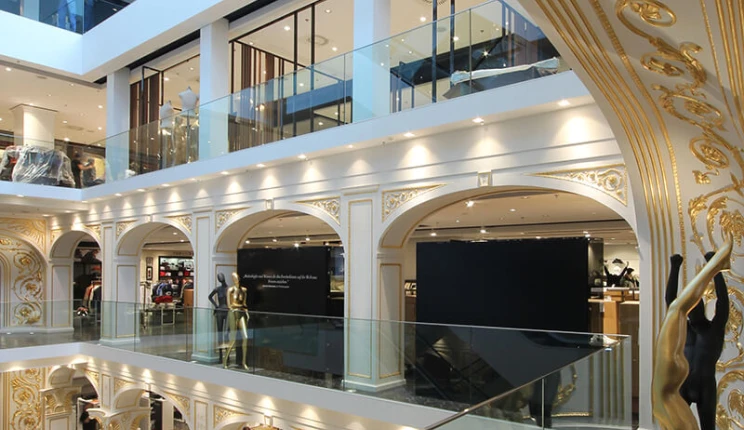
[
  {"left": 0, "top": 0, "right": 134, "bottom": 34},
  {"left": 0, "top": 0, "right": 576, "bottom": 200}
]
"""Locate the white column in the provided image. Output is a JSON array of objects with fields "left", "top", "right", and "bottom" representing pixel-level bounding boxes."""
[
  {"left": 100, "top": 222, "right": 138, "bottom": 344},
  {"left": 352, "top": 0, "right": 391, "bottom": 122},
  {"left": 192, "top": 212, "right": 224, "bottom": 363},
  {"left": 161, "top": 400, "right": 174, "bottom": 430},
  {"left": 198, "top": 19, "right": 230, "bottom": 160},
  {"left": 106, "top": 67, "right": 131, "bottom": 181},
  {"left": 10, "top": 104, "right": 57, "bottom": 149},
  {"left": 21, "top": 0, "right": 40, "bottom": 20},
  {"left": 48, "top": 257, "right": 75, "bottom": 333}
]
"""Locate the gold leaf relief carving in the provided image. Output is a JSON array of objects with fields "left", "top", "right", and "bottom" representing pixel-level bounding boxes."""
[
  {"left": 50, "top": 229, "right": 62, "bottom": 245},
  {"left": 114, "top": 378, "right": 130, "bottom": 394},
  {"left": 0, "top": 236, "right": 44, "bottom": 325},
  {"left": 382, "top": 185, "right": 443, "bottom": 221},
  {"left": 8, "top": 368, "right": 44, "bottom": 430},
  {"left": 215, "top": 208, "right": 247, "bottom": 232},
  {"left": 213, "top": 405, "right": 246, "bottom": 427},
  {"left": 116, "top": 221, "right": 136, "bottom": 238},
  {"left": 0, "top": 218, "right": 46, "bottom": 250},
  {"left": 532, "top": 165, "right": 628, "bottom": 205},
  {"left": 615, "top": 0, "right": 744, "bottom": 424},
  {"left": 167, "top": 215, "right": 192, "bottom": 234},
  {"left": 86, "top": 224, "right": 102, "bottom": 241},
  {"left": 85, "top": 370, "right": 99, "bottom": 389},
  {"left": 297, "top": 197, "right": 341, "bottom": 224},
  {"left": 165, "top": 392, "right": 191, "bottom": 418}
]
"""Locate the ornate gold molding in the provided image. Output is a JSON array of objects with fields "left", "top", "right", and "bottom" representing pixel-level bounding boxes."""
[
  {"left": 85, "top": 224, "right": 102, "bottom": 241},
  {"left": 84, "top": 369, "right": 100, "bottom": 389},
  {"left": 165, "top": 392, "right": 191, "bottom": 419},
  {"left": 215, "top": 208, "right": 247, "bottom": 232},
  {"left": 50, "top": 229, "right": 62, "bottom": 245},
  {"left": 532, "top": 164, "right": 628, "bottom": 205},
  {"left": 167, "top": 215, "right": 193, "bottom": 234},
  {"left": 116, "top": 221, "right": 136, "bottom": 238},
  {"left": 114, "top": 377, "right": 131, "bottom": 394},
  {"left": 0, "top": 235, "right": 44, "bottom": 325},
  {"left": 7, "top": 368, "right": 44, "bottom": 430},
  {"left": 297, "top": 197, "right": 341, "bottom": 224},
  {"left": 213, "top": 405, "right": 247, "bottom": 428},
  {"left": 0, "top": 218, "right": 46, "bottom": 251},
  {"left": 382, "top": 185, "right": 444, "bottom": 222}
]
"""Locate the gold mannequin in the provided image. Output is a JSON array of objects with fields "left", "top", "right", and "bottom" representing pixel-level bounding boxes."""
[
  {"left": 652, "top": 238, "right": 733, "bottom": 430},
  {"left": 223, "top": 272, "right": 250, "bottom": 370}
]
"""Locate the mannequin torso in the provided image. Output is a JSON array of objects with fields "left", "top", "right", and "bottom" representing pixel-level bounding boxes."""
[{"left": 179, "top": 87, "right": 199, "bottom": 111}]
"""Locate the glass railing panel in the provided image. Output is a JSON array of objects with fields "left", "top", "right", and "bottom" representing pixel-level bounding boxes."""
[{"left": 425, "top": 336, "right": 633, "bottom": 430}]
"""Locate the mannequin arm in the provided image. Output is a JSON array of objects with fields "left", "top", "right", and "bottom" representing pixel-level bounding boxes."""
[
  {"left": 670, "top": 240, "right": 733, "bottom": 315},
  {"left": 208, "top": 288, "right": 219, "bottom": 308},
  {"left": 712, "top": 270, "right": 730, "bottom": 328},
  {"left": 665, "top": 254, "right": 684, "bottom": 308}
]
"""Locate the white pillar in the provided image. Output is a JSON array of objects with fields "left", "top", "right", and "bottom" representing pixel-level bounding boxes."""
[
  {"left": 106, "top": 68, "right": 131, "bottom": 181},
  {"left": 48, "top": 257, "right": 75, "bottom": 333},
  {"left": 10, "top": 104, "right": 57, "bottom": 149},
  {"left": 198, "top": 19, "right": 230, "bottom": 160},
  {"left": 352, "top": 0, "right": 391, "bottom": 122},
  {"left": 21, "top": 0, "right": 40, "bottom": 20},
  {"left": 192, "top": 212, "right": 224, "bottom": 363}
]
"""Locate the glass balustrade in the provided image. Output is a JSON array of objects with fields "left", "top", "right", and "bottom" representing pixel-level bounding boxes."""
[
  {"left": 0, "top": 299, "right": 629, "bottom": 422},
  {"left": 0, "top": 0, "right": 132, "bottom": 34},
  {"left": 0, "top": 0, "right": 566, "bottom": 190}
]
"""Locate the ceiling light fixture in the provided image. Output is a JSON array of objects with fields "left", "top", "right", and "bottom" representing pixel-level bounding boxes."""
[
  {"left": 62, "top": 120, "right": 68, "bottom": 124},
  {"left": 284, "top": 25, "right": 291, "bottom": 31},
  {"left": 180, "top": 239, "right": 185, "bottom": 243},
  {"left": 480, "top": 228, "right": 487, "bottom": 234},
  {"left": 97, "top": 126, "right": 102, "bottom": 130},
  {"left": 16, "top": 194, "right": 23, "bottom": 198},
  {"left": 97, "top": 105, "right": 103, "bottom": 109},
  {"left": 298, "top": 154, "right": 307, "bottom": 160},
  {"left": 325, "top": 8, "right": 332, "bottom": 13},
  {"left": 430, "top": 231, "right": 437, "bottom": 237},
  {"left": 163, "top": 77, "right": 170, "bottom": 81},
  {"left": 536, "top": 236, "right": 542, "bottom": 239},
  {"left": 63, "top": 137, "right": 70, "bottom": 142},
  {"left": 318, "top": 121, "right": 324, "bottom": 126},
  {"left": 47, "top": 93, "right": 52, "bottom": 97},
  {"left": 404, "top": 132, "right": 415, "bottom": 138},
  {"left": 4, "top": 67, "right": 10, "bottom": 72},
  {"left": 189, "top": 67, "right": 194, "bottom": 71},
  {"left": 173, "top": 232, "right": 178, "bottom": 236},
  {"left": 509, "top": 208, "right": 517, "bottom": 212},
  {"left": 115, "top": 193, "right": 122, "bottom": 197},
  {"left": 332, "top": 47, "right": 338, "bottom": 52},
  {"left": 472, "top": 117, "right": 485, "bottom": 124},
  {"left": 245, "top": 240, "right": 251, "bottom": 244},
  {"left": 257, "top": 163, "right": 266, "bottom": 168},
  {"left": 221, "top": 171, "right": 229, "bottom": 175},
  {"left": 466, "top": 200, "right": 475, "bottom": 208},
  {"left": 272, "top": 238, "right": 278, "bottom": 243},
  {"left": 162, "top": 183, "right": 170, "bottom": 187},
  {"left": 557, "top": 99, "right": 571, "bottom": 107},
  {"left": 453, "top": 36, "right": 460, "bottom": 41},
  {"left": 420, "top": 16, "right": 427, "bottom": 22},
  {"left": 294, "top": 242, "right": 300, "bottom": 248},
  {"left": 137, "top": 188, "right": 145, "bottom": 192},
  {"left": 347, "top": 144, "right": 353, "bottom": 149}
]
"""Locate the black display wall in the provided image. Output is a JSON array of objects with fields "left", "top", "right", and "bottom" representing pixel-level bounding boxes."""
[
  {"left": 238, "top": 247, "right": 331, "bottom": 316},
  {"left": 416, "top": 238, "right": 590, "bottom": 332}
]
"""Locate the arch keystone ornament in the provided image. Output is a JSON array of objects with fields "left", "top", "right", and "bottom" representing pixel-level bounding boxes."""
[
  {"left": 532, "top": 164, "right": 628, "bottom": 205},
  {"left": 167, "top": 215, "right": 193, "bottom": 234},
  {"left": 296, "top": 197, "right": 341, "bottom": 224},
  {"left": 382, "top": 185, "right": 444, "bottom": 221},
  {"left": 116, "top": 221, "right": 137, "bottom": 238},
  {"left": 85, "top": 224, "right": 102, "bottom": 241}
]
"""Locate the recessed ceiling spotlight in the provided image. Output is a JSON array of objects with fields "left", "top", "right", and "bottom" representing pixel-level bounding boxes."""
[
  {"left": 509, "top": 208, "right": 517, "bottom": 212},
  {"left": 97, "top": 126, "right": 102, "bottom": 130},
  {"left": 347, "top": 144, "right": 353, "bottom": 149},
  {"left": 163, "top": 77, "right": 170, "bottom": 82},
  {"left": 63, "top": 137, "right": 70, "bottom": 142},
  {"left": 65, "top": 210, "right": 72, "bottom": 213},
  {"left": 162, "top": 183, "right": 170, "bottom": 187},
  {"left": 16, "top": 194, "right": 23, "bottom": 198},
  {"left": 430, "top": 232, "right": 437, "bottom": 237},
  {"left": 466, "top": 200, "right": 475, "bottom": 208},
  {"left": 272, "top": 238, "right": 278, "bottom": 242},
  {"left": 189, "top": 67, "right": 194, "bottom": 71},
  {"left": 180, "top": 239, "right": 185, "bottom": 243},
  {"left": 318, "top": 121, "right": 324, "bottom": 126},
  {"left": 63, "top": 120, "right": 68, "bottom": 124},
  {"left": 69, "top": 83, "right": 74, "bottom": 87},
  {"left": 404, "top": 132, "right": 415, "bottom": 138},
  {"left": 557, "top": 99, "right": 571, "bottom": 107},
  {"left": 248, "top": 41, "right": 254, "bottom": 46},
  {"left": 294, "top": 242, "right": 300, "bottom": 248},
  {"left": 536, "top": 236, "right": 542, "bottom": 239},
  {"left": 332, "top": 47, "right": 338, "bottom": 52},
  {"left": 115, "top": 193, "right": 122, "bottom": 197},
  {"left": 172, "top": 232, "right": 178, "bottom": 236},
  {"left": 137, "top": 188, "right": 146, "bottom": 192},
  {"left": 420, "top": 16, "right": 426, "bottom": 22},
  {"left": 284, "top": 25, "right": 291, "bottom": 31},
  {"left": 456, "top": 219, "right": 460, "bottom": 223},
  {"left": 453, "top": 36, "right": 460, "bottom": 42},
  {"left": 299, "top": 82, "right": 304, "bottom": 87},
  {"left": 480, "top": 228, "right": 487, "bottom": 234},
  {"left": 298, "top": 154, "right": 307, "bottom": 160},
  {"left": 81, "top": 200, "right": 87, "bottom": 203},
  {"left": 257, "top": 163, "right": 266, "bottom": 168},
  {"left": 97, "top": 105, "right": 103, "bottom": 109},
  {"left": 221, "top": 171, "right": 229, "bottom": 175},
  {"left": 4, "top": 67, "right": 11, "bottom": 72},
  {"left": 245, "top": 240, "right": 251, "bottom": 244},
  {"left": 585, "top": 234, "right": 592, "bottom": 238},
  {"left": 472, "top": 117, "right": 485, "bottom": 124},
  {"left": 47, "top": 93, "right": 52, "bottom": 97},
  {"left": 190, "top": 178, "right": 198, "bottom": 182},
  {"left": 305, "top": 236, "right": 311, "bottom": 241},
  {"left": 325, "top": 8, "right": 332, "bottom": 13},
  {"left": 0, "top": 118, "right": 3, "bottom": 122},
  {"left": 582, "top": 231, "right": 588, "bottom": 234},
  {"left": 611, "top": 237, "right": 616, "bottom": 240}
]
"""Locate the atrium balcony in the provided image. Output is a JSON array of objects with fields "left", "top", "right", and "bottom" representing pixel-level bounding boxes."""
[{"left": 0, "top": 0, "right": 134, "bottom": 34}]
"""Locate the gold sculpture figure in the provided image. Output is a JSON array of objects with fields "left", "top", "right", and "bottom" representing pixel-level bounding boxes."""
[
  {"left": 652, "top": 238, "right": 733, "bottom": 430},
  {"left": 223, "top": 272, "right": 250, "bottom": 370}
]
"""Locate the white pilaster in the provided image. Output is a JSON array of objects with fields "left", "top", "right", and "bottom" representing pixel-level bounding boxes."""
[
  {"left": 198, "top": 19, "right": 230, "bottom": 160},
  {"left": 192, "top": 212, "right": 223, "bottom": 363},
  {"left": 48, "top": 257, "right": 75, "bottom": 333},
  {"left": 352, "top": 0, "right": 391, "bottom": 122},
  {"left": 106, "top": 67, "right": 131, "bottom": 181},
  {"left": 10, "top": 104, "right": 57, "bottom": 149}
]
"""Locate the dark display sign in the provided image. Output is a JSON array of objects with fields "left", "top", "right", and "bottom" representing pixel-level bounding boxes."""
[{"left": 237, "top": 247, "right": 331, "bottom": 316}]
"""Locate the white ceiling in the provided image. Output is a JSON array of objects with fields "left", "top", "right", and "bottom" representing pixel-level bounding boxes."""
[{"left": 0, "top": 64, "right": 107, "bottom": 144}]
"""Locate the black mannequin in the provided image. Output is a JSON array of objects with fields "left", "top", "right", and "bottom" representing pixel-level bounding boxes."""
[
  {"left": 665, "top": 252, "right": 729, "bottom": 430},
  {"left": 605, "top": 261, "right": 629, "bottom": 287},
  {"left": 209, "top": 273, "right": 229, "bottom": 347}
]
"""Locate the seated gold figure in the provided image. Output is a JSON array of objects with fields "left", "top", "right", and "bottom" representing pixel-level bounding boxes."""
[
  {"left": 223, "top": 272, "right": 250, "bottom": 370},
  {"left": 652, "top": 238, "right": 733, "bottom": 430}
]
